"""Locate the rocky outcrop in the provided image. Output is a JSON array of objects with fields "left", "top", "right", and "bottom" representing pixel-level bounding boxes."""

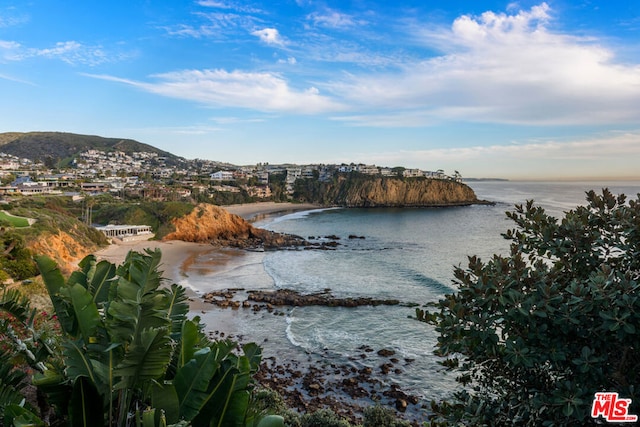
[
  {"left": 163, "top": 203, "right": 307, "bottom": 249},
  {"left": 321, "top": 176, "right": 484, "bottom": 207}
]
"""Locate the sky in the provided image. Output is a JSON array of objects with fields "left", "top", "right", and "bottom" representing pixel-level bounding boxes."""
[{"left": 1, "top": 1, "right": 639, "bottom": 180}]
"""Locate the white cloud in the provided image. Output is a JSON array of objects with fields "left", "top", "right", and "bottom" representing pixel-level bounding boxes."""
[
  {"left": 307, "top": 9, "right": 361, "bottom": 29},
  {"left": 196, "top": 0, "right": 263, "bottom": 14},
  {"left": 251, "top": 28, "right": 285, "bottom": 46},
  {"left": 329, "top": 3, "right": 640, "bottom": 127},
  {"left": 278, "top": 56, "right": 297, "bottom": 65},
  {"left": 197, "top": 1, "right": 232, "bottom": 8},
  {"left": 87, "top": 69, "right": 345, "bottom": 114},
  {"left": 0, "top": 39, "right": 120, "bottom": 65}
]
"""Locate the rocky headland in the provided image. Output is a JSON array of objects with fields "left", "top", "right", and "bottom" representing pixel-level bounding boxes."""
[
  {"left": 163, "top": 203, "right": 309, "bottom": 249},
  {"left": 315, "top": 176, "right": 488, "bottom": 207}
]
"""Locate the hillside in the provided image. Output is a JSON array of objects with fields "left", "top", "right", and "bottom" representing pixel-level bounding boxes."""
[{"left": 0, "top": 131, "right": 182, "bottom": 165}]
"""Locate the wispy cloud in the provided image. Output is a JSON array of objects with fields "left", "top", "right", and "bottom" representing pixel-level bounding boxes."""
[
  {"left": 0, "top": 9, "right": 28, "bottom": 28},
  {"left": 307, "top": 8, "right": 363, "bottom": 29},
  {"left": 328, "top": 2, "right": 640, "bottom": 127},
  {"left": 86, "top": 69, "right": 345, "bottom": 114},
  {"left": 0, "top": 39, "right": 123, "bottom": 66},
  {"left": 163, "top": 11, "right": 259, "bottom": 39},
  {"left": 0, "top": 73, "right": 35, "bottom": 85},
  {"left": 196, "top": 0, "right": 264, "bottom": 14}
]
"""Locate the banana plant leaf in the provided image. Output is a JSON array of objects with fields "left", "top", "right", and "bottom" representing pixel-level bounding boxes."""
[
  {"left": 174, "top": 347, "right": 222, "bottom": 421},
  {"left": 167, "top": 284, "right": 189, "bottom": 340},
  {"left": 68, "top": 255, "right": 117, "bottom": 305},
  {"left": 35, "top": 255, "right": 77, "bottom": 335},
  {"left": 68, "top": 376, "right": 104, "bottom": 427},
  {"left": 65, "top": 283, "right": 101, "bottom": 343},
  {"left": 113, "top": 327, "right": 173, "bottom": 391},
  {"left": 4, "top": 404, "right": 45, "bottom": 427}
]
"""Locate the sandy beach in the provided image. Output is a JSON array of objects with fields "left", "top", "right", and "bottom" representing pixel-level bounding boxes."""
[{"left": 94, "top": 202, "right": 321, "bottom": 307}]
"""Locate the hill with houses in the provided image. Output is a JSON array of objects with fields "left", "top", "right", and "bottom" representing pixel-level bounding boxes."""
[{"left": 0, "top": 132, "right": 466, "bottom": 205}]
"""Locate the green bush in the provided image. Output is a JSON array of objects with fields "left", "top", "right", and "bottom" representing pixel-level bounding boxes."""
[
  {"left": 420, "top": 189, "right": 640, "bottom": 426},
  {"left": 363, "top": 405, "right": 411, "bottom": 427},
  {"left": 300, "top": 409, "right": 352, "bottom": 427}
]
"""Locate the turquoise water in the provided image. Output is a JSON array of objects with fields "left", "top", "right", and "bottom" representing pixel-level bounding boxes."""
[{"left": 190, "top": 181, "right": 640, "bottom": 409}]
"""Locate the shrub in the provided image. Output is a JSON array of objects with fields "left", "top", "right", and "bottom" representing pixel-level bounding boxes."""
[
  {"left": 300, "top": 409, "right": 352, "bottom": 427},
  {"left": 419, "top": 189, "right": 640, "bottom": 426},
  {"left": 363, "top": 405, "right": 411, "bottom": 427}
]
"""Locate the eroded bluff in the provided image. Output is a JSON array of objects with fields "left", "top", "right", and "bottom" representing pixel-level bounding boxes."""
[
  {"left": 322, "top": 176, "right": 482, "bottom": 207},
  {"left": 163, "top": 204, "right": 305, "bottom": 249}
]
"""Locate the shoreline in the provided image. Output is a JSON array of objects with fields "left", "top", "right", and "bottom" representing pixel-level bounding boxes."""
[
  {"left": 93, "top": 201, "right": 425, "bottom": 424},
  {"left": 94, "top": 202, "right": 321, "bottom": 310}
]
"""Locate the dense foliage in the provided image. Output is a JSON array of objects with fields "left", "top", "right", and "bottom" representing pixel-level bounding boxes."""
[
  {"left": 0, "top": 229, "right": 38, "bottom": 280},
  {"left": 419, "top": 189, "right": 640, "bottom": 425},
  {"left": 0, "top": 249, "right": 281, "bottom": 426}
]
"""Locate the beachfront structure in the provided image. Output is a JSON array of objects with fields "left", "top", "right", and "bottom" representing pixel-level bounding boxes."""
[{"left": 95, "top": 224, "right": 153, "bottom": 242}]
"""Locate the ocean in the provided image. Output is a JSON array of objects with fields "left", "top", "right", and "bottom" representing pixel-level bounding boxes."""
[{"left": 181, "top": 180, "right": 640, "bottom": 416}]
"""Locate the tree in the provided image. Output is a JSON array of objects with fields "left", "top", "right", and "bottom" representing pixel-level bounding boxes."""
[{"left": 418, "top": 189, "right": 640, "bottom": 426}]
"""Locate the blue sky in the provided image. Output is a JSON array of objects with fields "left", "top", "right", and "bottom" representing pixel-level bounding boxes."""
[{"left": 1, "top": 1, "right": 639, "bottom": 180}]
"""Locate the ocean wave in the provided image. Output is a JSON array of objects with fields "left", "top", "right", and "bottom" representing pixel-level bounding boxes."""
[{"left": 265, "top": 207, "right": 343, "bottom": 225}]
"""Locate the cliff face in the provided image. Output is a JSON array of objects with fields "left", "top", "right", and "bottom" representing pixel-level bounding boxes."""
[
  {"left": 164, "top": 204, "right": 255, "bottom": 242},
  {"left": 29, "top": 230, "right": 99, "bottom": 275},
  {"left": 323, "top": 176, "right": 480, "bottom": 207}
]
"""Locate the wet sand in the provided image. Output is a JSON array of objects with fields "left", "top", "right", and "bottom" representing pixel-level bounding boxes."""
[{"left": 94, "top": 202, "right": 320, "bottom": 310}]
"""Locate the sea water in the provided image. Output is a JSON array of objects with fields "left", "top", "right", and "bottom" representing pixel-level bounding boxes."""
[{"left": 190, "top": 181, "right": 640, "bottom": 405}]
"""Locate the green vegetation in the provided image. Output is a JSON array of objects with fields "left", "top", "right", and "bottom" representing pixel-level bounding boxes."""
[
  {"left": 0, "top": 249, "right": 281, "bottom": 426},
  {"left": 0, "top": 211, "right": 30, "bottom": 227},
  {"left": 0, "top": 228, "right": 38, "bottom": 280},
  {"left": 419, "top": 189, "right": 640, "bottom": 426}
]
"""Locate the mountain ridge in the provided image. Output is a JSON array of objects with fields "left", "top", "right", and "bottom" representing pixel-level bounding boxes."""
[{"left": 0, "top": 131, "right": 182, "bottom": 165}]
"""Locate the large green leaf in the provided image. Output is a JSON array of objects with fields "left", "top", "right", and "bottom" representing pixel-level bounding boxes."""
[
  {"left": 70, "top": 255, "right": 118, "bottom": 305},
  {"left": 113, "top": 327, "right": 172, "bottom": 391},
  {"left": 119, "top": 249, "right": 163, "bottom": 297},
  {"left": 68, "top": 376, "right": 104, "bottom": 427},
  {"left": 32, "top": 369, "right": 72, "bottom": 416},
  {"left": 174, "top": 347, "right": 221, "bottom": 421},
  {"left": 0, "top": 288, "right": 35, "bottom": 325},
  {"left": 3, "top": 404, "right": 45, "bottom": 427},
  {"left": 256, "top": 415, "right": 285, "bottom": 427},
  {"left": 191, "top": 342, "right": 258, "bottom": 427},
  {"left": 178, "top": 320, "right": 199, "bottom": 369},
  {"left": 167, "top": 284, "right": 189, "bottom": 339},
  {"left": 63, "top": 340, "right": 100, "bottom": 386},
  {"left": 67, "top": 283, "right": 101, "bottom": 343},
  {"left": 151, "top": 382, "right": 180, "bottom": 424},
  {"left": 35, "top": 255, "right": 76, "bottom": 335}
]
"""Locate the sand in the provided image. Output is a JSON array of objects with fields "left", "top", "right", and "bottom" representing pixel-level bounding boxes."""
[
  {"left": 93, "top": 202, "right": 321, "bottom": 309},
  {"left": 222, "top": 201, "right": 321, "bottom": 221}
]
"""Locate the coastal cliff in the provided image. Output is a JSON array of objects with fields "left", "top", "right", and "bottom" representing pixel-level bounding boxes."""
[
  {"left": 315, "top": 176, "right": 482, "bottom": 207},
  {"left": 163, "top": 203, "right": 306, "bottom": 248}
]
